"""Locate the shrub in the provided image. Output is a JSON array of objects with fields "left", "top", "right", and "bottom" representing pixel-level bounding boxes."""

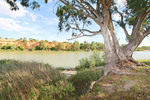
[
  {"left": 1, "top": 45, "right": 13, "bottom": 50},
  {"left": 38, "top": 81, "right": 75, "bottom": 100},
  {"left": 0, "top": 60, "right": 67, "bottom": 99},
  {"left": 34, "top": 46, "right": 41, "bottom": 50},
  {"left": 69, "top": 69, "right": 103, "bottom": 95},
  {"left": 50, "top": 47, "right": 56, "bottom": 51},
  {"left": 76, "top": 52, "right": 106, "bottom": 69},
  {"left": 16, "top": 45, "right": 24, "bottom": 50}
]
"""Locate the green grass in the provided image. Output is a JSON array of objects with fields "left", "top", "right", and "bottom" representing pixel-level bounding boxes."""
[
  {"left": 0, "top": 60, "right": 75, "bottom": 100},
  {"left": 69, "top": 69, "right": 104, "bottom": 96},
  {"left": 138, "top": 59, "right": 150, "bottom": 65}
]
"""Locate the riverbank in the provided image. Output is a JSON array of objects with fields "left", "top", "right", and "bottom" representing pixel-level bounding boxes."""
[{"left": 0, "top": 59, "right": 149, "bottom": 99}]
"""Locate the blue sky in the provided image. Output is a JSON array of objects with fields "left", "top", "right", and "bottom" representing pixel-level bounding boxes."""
[{"left": 0, "top": 0, "right": 149, "bottom": 46}]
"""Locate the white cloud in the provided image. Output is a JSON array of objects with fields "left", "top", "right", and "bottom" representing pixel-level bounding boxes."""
[
  {"left": 29, "top": 13, "right": 37, "bottom": 21},
  {"left": 0, "top": 17, "right": 40, "bottom": 34},
  {"left": 0, "top": 17, "right": 22, "bottom": 31},
  {"left": 53, "top": 18, "right": 59, "bottom": 22},
  {"left": 25, "top": 22, "right": 29, "bottom": 25},
  {"left": 0, "top": 1, "right": 28, "bottom": 18}
]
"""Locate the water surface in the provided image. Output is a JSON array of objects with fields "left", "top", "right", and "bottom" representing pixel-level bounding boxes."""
[{"left": 0, "top": 51, "right": 149, "bottom": 68}]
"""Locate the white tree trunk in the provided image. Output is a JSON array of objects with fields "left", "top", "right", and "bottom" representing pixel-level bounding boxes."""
[{"left": 102, "top": 26, "right": 127, "bottom": 64}]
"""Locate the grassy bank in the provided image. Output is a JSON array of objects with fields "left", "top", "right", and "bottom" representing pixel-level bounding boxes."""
[
  {"left": 0, "top": 59, "right": 149, "bottom": 99},
  {"left": 0, "top": 60, "right": 105, "bottom": 99},
  {"left": 0, "top": 60, "right": 75, "bottom": 100}
]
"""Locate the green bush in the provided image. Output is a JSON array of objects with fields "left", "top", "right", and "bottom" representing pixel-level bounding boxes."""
[
  {"left": 0, "top": 60, "right": 67, "bottom": 99},
  {"left": 50, "top": 47, "right": 56, "bottom": 51},
  {"left": 34, "top": 46, "right": 41, "bottom": 50},
  {"left": 69, "top": 69, "right": 103, "bottom": 95},
  {"left": 16, "top": 45, "right": 24, "bottom": 50},
  {"left": 38, "top": 81, "right": 75, "bottom": 100},
  {"left": 76, "top": 52, "right": 106, "bottom": 69},
  {"left": 34, "top": 45, "right": 50, "bottom": 50},
  {"left": 1, "top": 45, "right": 13, "bottom": 50}
]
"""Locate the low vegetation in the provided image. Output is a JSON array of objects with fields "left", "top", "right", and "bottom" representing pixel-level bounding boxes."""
[
  {"left": 76, "top": 52, "right": 106, "bottom": 70},
  {"left": 1, "top": 45, "right": 24, "bottom": 51},
  {"left": 69, "top": 69, "right": 104, "bottom": 96},
  {"left": 0, "top": 60, "right": 74, "bottom": 100},
  {"left": 0, "top": 59, "right": 149, "bottom": 99},
  {"left": 138, "top": 59, "right": 150, "bottom": 66}
]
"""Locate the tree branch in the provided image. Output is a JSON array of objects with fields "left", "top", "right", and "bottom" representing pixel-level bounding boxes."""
[
  {"left": 143, "top": 28, "right": 150, "bottom": 38},
  {"left": 67, "top": 29, "right": 102, "bottom": 41},
  {"left": 113, "top": 9, "right": 130, "bottom": 41},
  {"left": 131, "top": 6, "right": 150, "bottom": 38},
  {"left": 71, "top": 26, "right": 101, "bottom": 34},
  {"left": 106, "top": 0, "right": 112, "bottom": 8},
  {"left": 75, "top": 0, "right": 91, "bottom": 16},
  {"left": 59, "top": 0, "right": 93, "bottom": 18},
  {"left": 80, "top": 0, "right": 98, "bottom": 18},
  {"left": 67, "top": 31, "right": 101, "bottom": 41}
]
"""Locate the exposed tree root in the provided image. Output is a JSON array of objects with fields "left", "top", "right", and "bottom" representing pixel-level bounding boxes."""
[
  {"left": 128, "top": 57, "right": 149, "bottom": 67},
  {"left": 86, "top": 60, "right": 148, "bottom": 94}
]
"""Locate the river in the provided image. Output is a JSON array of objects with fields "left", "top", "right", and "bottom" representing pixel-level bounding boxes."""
[{"left": 0, "top": 51, "right": 150, "bottom": 68}]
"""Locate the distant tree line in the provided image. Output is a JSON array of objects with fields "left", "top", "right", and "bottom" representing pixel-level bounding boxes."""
[
  {"left": 0, "top": 45, "right": 24, "bottom": 51},
  {"left": 121, "top": 44, "right": 150, "bottom": 51},
  {"left": 0, "top": 37, "right": 104, "bottom": 51},
  {"left": 34, "top": 40, "right": 104, "bottom": 51},
  {"left": 0, "top": 37, "right": 149, "bottom": 51}
]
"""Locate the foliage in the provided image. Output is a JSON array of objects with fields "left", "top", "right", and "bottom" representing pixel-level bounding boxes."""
[
  {"left": 73, "top": 41, "right": 80, "bottom": 50},
  {"left": 125, "top": 0, "right": 149, "bottom": 28},
  {"left": 136, "top": 47, "right": 144, "bottom": 51},
  {"left": 1, "top": 45, "right": 13, "bottom": 50},
  {"left": 34, "top": 41, "right": 50, "bottom": 50},
  {"left": 96, "top": 42, "right": 104, "bottom": 51},
  {"left": 1, "top": 45, "right": 24, "bottom": 50},
  {"left": 76, "top": 52, "right": 106, "bottom": 69},
  {"left": 56, "top": 43, "right": 64, "bottom": 50},
  {"left": 0, "top": 60, "right": 67, "bottom": 99},
  {"left": 83, "top": 41, "right": 90, "bottom": 50},
  {"left": 29, "top": 38, "right": 36, "bottom": 41},
  {"left": 80, "top": 43, "right": 84, "bottom": 50},
  {"left": 0, "top": 37, "right": 104, "bottom": 51},
  {"left": 91, "top": 41, "right": 96, "bottom": 50},
  {"left": 50, "top": 47, "right": 56, "bottom": 51},
  {"left": 69, "top": 69, "right": 103, "bottom": 95},
  {"left": 38, "top": 81, "right": 75, "bottom": 100},
  {"left": 16, "top": 45, "right": 25, "bottom": 50}
]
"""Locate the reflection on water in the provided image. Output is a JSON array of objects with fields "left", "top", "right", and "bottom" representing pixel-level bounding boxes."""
[{"left": 0, "top": 51, "right": 149, "bottom": 68}]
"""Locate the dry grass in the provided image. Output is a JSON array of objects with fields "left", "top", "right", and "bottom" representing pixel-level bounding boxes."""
[{"left": 0, "top": 60, "right": 66, "bottom": 99}]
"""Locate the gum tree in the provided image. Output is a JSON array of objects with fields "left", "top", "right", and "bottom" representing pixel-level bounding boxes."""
[
  {"left": 6, "top": 0, "right": 150, "bottom": 75},
  {"left": 55, "top": 0, "right": 150, "bottom": 75}
]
